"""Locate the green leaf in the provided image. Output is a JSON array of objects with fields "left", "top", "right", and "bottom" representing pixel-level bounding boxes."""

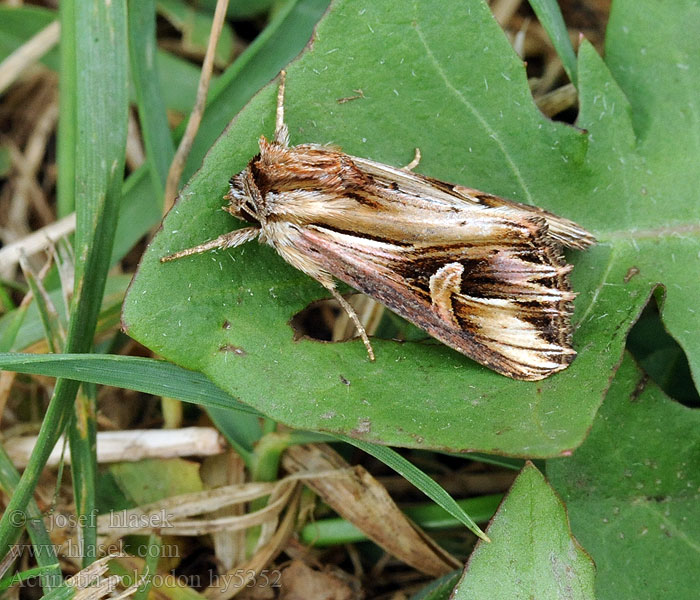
[
  {"left": 601, "top": 0, "right": 700, "bottom": 384},
  {"left": 123, "top": 0, "right": 699, "bottom": 456},
  {"left": 452, "top": 463, "right": 595, "bottom": 600},
  {"left": 547, "top": 354, "right": 700, "bottom": 600}
]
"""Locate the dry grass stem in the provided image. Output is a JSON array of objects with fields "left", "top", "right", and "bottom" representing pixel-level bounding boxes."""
[
  {"left": 535, "top": 82, "right": 578, "bottom": 117},
  {"left": 5, "top": 426, "right": 227, "bottom": 468},
  {"left": 201, "top": 452, "right": 248, "bottom": 569},
  {"left": 0, "top": 20, "right": 59, "bottom": 95},
  {"left": 164, "top": 0, "right": 230, "bottom": 214},
  {"left": 203, "top": 486, "right": 302, "bottom": 600},
  {"left": 332, "top": 294, "right": 385, "bottom": 342},
  {"left": 491, "top": 0, "right": 523, "bottom": 26},
  {"left": 283, "top": 444, "right": 461, "bottom": 576},
  {"left": 92, "top": 469, "right": 349, "bottom": 541},
  {"left": 0, "top": 212, "right": 76, "bottom": 273}
]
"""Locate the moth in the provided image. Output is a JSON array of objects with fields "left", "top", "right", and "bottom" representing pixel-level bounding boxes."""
[{"left": 162, "top": 71, "right": 596, "bottom": 381}]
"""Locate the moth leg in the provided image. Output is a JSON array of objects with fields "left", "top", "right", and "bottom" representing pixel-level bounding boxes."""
[
  {"left": 321, "top": 281, "right": 376, "bottom": 361},
  {"left": 274, "top": 70, "right": 290, "bottom": 147},
  {"left": 161, "top": 226, "right": 260, "bottom": 262},
  {"left": 402, "top": 148, "right": 421, "bottom": 171},
  {"left": 429, "top": 262, "right": 464, "bottom": 327}
]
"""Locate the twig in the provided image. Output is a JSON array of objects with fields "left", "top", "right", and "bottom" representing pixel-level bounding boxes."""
[
  {"left": 0, "top": 212, "right": 76, "bottom": 272},
  {"left": 163, "top": 0, "right": 230, "bottom": 214},
  {"left": 0, "top": 20, "right": 60, "bottom": 95},
  {"left": 5, "top": 426, "right": 227, "bottom": 468}
]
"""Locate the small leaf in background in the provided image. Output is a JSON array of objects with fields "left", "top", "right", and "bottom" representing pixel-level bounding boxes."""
[
  {"left": 109, "top": 458, "right": 203, "bottom": 505},
  {"left": 452, "top": 463, "right": 595, "bottom": 600},
  {"left": 547, "top": 354, "right": 700, "bottom": 600}
]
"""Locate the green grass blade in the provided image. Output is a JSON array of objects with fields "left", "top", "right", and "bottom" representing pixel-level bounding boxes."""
[
  {"left": 0, "top": 446, "right": 61, "bottom": 594},
  {"left": 0, "top": 353, "right": 260, "bottom": 415},
  {"left": 336, "top": 436, "right": 489, "bottom": 542},
  {"left": 299, "top": 493, "right": 502, "bottom": 546},
  {"left": 0, "top": 0, "right": 129, "bottom": 564},
  {"left": 68, "top": 385, "right": 98, "bottom": 567},
  {"left": 128, "top": 0, "right": 175, "bottom": 197},
  {"left": 528, "top": 0, "right": 578, "bottom": 84},
  {"left": 56, "top": 1, "right": 75, "bottom": 216}
]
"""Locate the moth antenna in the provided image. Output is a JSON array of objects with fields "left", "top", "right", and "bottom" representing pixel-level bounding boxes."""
[
  {"left": 161, "top": 227, "right": 260, "bottom": 262},
  {"left": 323, "top": 283, "right": 376, "bottom": 361},
  {"left": 274, "top": 70, "right": 289, "bottom": 146}
]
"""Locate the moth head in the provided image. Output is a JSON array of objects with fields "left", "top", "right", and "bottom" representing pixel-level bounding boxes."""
[{"left": 224, "top": 166, "right": 265, "bottom": 225}]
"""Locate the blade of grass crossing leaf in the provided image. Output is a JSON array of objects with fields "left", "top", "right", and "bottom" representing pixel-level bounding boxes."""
[
  {"left": 528, "top": 0, "right": 578, "bottom": 84},
  {"left": 336, "top": 435, "right": 490, "bottom": 542},
  {"left": 0, "top": 353, "right": 261, "bottom": 415},
  {"left": 0, "top": 446, "right": 61, "bottom": 594},
  {"left": 0, "top": 0, "right": 129, "bottom": 565},
  {"left": 128, "top": 0, "right": 175, "bottom": 198}
]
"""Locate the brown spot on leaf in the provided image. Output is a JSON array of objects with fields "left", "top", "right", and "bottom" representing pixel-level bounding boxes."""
[
  {"left": 218, "top": 344, "right": 247, "bottom": 356},
  {"left": 339, "top": 375, "right": 350, "bottom": 386},
  {"left": 624, "top": 266, "right": 640, "bottom": 283},
  {"left": 222, "top": 320, "right": 231, "bottom": 330},
  {"left": 630, "top": 374, "right": 649, "bottom": 403}
]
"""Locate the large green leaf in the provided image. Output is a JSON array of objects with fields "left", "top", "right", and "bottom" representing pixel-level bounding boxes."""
[
  {"left": 547, "top": 354, "right": 700, "bottom": 600},
  {"left": 123, "top": 0, "right": 699, "bottom": 455},
  {"left": 452, "top": 463, "right": 595, "bottom": 599}
]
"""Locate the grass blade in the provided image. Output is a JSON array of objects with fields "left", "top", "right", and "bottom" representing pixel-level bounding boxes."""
[
  {"left": 528, "top": 0, "right": 578, "bottom": 84},
  {"left": 337, "top": 436, "right": 490, "bottom": 542},
  {"left": 0, "top": 353, "right": 260, "bottom": 415},
  {"left": 0, "top": 0, "right": 129, "bottom": 566}
]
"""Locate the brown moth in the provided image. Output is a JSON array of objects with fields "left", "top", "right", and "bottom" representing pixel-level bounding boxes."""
[{"left": 162, "top": 71, "right": 596, "bottom": 381}]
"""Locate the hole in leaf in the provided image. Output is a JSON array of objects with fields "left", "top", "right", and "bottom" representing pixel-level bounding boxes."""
[
  {"left": 290, "top": 294, "right": 428, "bottom": 346},
  {"left": 626, "top": 296, "right": 699, "bottom": 408}
]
